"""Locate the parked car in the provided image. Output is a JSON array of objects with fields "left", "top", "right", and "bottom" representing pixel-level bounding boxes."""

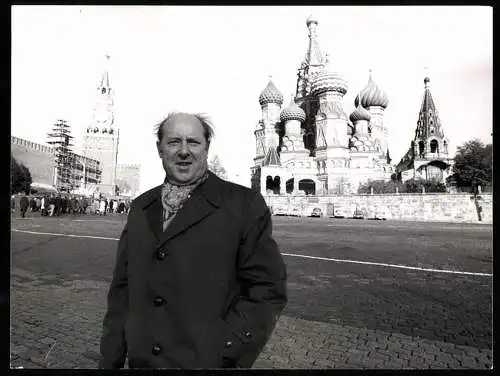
[
  {"left": 289, "top": 206, "right": 302, "bottom": 217},
  {"left": 310, "top": 207, "right": 322, "bottom": 217},
  {"left": 331, "top": 206, "right": 347, "bottom": 218},
  {"left": 352, "top": 207, "right": 366, "bottom": 219},
  {"left": 273, "top": 207, "right": 288, "bottom": 216},
  {"left": 369, "top": 209, "right": 387, "bottom": 220}
]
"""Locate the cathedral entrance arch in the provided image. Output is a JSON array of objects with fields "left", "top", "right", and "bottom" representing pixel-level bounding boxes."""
[
  {"left": 298, "top": 179, "right": 316, "bottom": 195},
  {"left": 286, "top": 178, "right": 294, "bottom": 194},
  {"left": 430, "top": 139, "right": 439, "bottom": 153},
  {"left": 265, "top": 175, "right": 281, "bottom": 194},
  {"left": 265, "top": 176, "right": 273, "bottom": 192},
  {"left": 418, "top": 141, "right": 425, "bottom": 156},
  {"left": 273, "top": 176, "right": 281, "bottom": 195}
]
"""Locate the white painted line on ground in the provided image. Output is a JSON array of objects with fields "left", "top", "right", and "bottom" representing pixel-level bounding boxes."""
[
  {"left": 11, "top": 229, "right": 493, "bottom": 277},
  {"left": 282, "top": 253, "right": 493, "bottom": 277},
  {"left": 73, "top": 219, "right": 120, "bottom": 223},
  {"left": 11, "top": 229, "right": 119, "bottom": 242}
]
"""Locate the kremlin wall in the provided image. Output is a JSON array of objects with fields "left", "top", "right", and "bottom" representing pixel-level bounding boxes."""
[
  {"left": 11, "top": 135, "right": 140, "bottom": 197},
  {"left": 11, "top": 136, "right": 54, "bottom": 186},
  {"left": 264, "top": 192, "right": 492, "bottom": 224}
]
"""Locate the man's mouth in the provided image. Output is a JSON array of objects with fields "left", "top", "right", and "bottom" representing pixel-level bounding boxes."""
[{"left": 176, "top": 161, "right": 192, "bottom": 166}]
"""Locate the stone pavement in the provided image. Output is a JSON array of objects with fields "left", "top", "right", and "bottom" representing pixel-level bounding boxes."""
[{"left": 10, "top": 268, "right": 492, "bottom": 369}]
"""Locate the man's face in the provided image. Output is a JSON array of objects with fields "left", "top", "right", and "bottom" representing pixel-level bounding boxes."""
[{"left": 157, "top": 114, "right": 209, "bottom": 185}]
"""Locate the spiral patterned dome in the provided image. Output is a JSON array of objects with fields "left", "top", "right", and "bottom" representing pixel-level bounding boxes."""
[
  {"left": 280, "top": 97, "right": 306, "bottom": 123},
  {"left": 349, "top": 104, "right": 372, "bottom": 123},
  {"left": 354, "top": 73, "right": 389, "bottom": 109},
  {"left": 259, "top": 79, "right": 284, "bottom": 106},
  {"left": 311, "top": 56, "right": 348, "bottom": 96}
]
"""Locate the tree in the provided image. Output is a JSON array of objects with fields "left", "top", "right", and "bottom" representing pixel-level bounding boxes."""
[
  {"left": 208, "top": 155, "right": 227, "bottom": 179},
  {"left": 358, "top": 179, "right": 403, "bottom": 194},
  {"left": 447, "top": 139, "right": 492, "bottom": 193},
  {"left": 357, "top": 178, "right": 446, "bottom": 194},
  {"left": 11, "top": 155, "right": 32, "bottom": 194}
]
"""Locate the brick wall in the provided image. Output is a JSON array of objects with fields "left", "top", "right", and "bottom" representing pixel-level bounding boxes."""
[
  {"left": 264, "top": 193, "right": 493, "bottom": 224},
  {"left": 11, "top": 137, "right": 55, "bottom": 186}
]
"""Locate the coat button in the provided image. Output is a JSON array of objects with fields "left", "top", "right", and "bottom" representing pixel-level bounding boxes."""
[
  {"left": 154, "top": 297, "right": 165, "bottom": 306},
  {"left": 152, "top": 345, "right": 161, "bottom": 355},
  {"left": 224, "top": 341, "right": 233, "bottom": 348},
  {"left": 157, "top": 249, "right": 167, "bottom": 260},
  {"left": 245, "top": 331, "right": 252, "bottom": 339}
]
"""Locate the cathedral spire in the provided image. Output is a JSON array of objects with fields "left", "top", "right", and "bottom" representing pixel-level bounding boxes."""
[
  {"left": 303, "top": 15, "right": 325, "bottom": 67},
  {"left": 414, "top": 76, "right": 444, "bottom": 142},
  {"left": 262, "top": 146, "right": 281, "bottom": 166}
]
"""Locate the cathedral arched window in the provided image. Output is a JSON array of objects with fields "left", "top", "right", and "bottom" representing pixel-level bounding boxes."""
[
  {"left": 102, "top": 128, "right": 108, "bottom": 134},
  {"left": 109, "top": 128, "right": 114, "bottom": 135},
  {"left": 430, "top": 139, "right": 439, "bottom": 153},
  {"left": 94, "top": 127, "right": 99, "bottom": 133},
  {"left": 102, "top": 88, "right": 106, "bottom": 94}
]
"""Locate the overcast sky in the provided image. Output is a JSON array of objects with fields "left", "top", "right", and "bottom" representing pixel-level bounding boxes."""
[{"left": 11, "top": 6, "right": 492, "bottom": 192}]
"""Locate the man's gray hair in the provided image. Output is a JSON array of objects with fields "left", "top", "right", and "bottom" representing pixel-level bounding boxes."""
[{"left": 155, "top": 112, "right": 215, "bottom": 146}]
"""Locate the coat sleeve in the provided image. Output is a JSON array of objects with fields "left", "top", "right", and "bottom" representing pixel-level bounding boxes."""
[
  {"left": 219, "top": 192, "right": 287, "bottom": 368},
  {"left": 98, "top": 221, "right": 130, "bottom": 368}
]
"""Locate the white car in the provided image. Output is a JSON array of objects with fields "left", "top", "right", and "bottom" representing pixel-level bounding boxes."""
[{"left": 273, "top": 207, "right": 288, "bottom": 216}]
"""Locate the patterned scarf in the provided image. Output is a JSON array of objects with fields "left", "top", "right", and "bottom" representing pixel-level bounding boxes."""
[{"left": 160, "top": 171, "right": 209, "bottom": 231}]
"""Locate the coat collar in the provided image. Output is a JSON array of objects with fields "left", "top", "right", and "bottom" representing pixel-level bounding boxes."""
[{"left": 141, "top": 171, "right": 223, "bottom": 247}]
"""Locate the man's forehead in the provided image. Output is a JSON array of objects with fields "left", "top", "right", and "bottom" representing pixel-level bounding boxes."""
[{"left": 165, "top": 113, "right": 203, "bottom": 130}]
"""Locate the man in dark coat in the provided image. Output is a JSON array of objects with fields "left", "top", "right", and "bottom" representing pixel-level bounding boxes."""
[
  {"left": 82, "top": 197, "right": 89, "bottom": 214},
  {"left": 55, "top": 194, "right": 62, "bottom": 217},
  {"left": 29, "top": 197, "right": 37, "bottom": 212},
  {"left": 98, "top": 112, "right": 287, "bottom": 369},
  {"left": 19, "top": 193, "right": 29, "bottom": 218}
]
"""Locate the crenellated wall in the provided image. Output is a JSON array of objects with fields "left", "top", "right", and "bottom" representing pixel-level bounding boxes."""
[
  {"left": 11, "top": 136, "right": 55, "bottom": 186},
  {"left": 264, "top": 192, "right": 492, "bottom": 224}
]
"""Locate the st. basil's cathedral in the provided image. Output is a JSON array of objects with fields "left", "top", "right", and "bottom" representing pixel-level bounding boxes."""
[{"left": 251, "top": 15, "right": 452, "bottom": 196}]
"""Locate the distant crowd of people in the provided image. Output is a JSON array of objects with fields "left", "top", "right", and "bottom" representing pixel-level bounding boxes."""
[{"left": 11, "top": 193, "right": 132, "bottom": 218}]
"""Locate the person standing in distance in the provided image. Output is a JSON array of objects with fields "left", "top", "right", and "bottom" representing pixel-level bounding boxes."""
[{"left": 98, "top": 112, "right": 287, "bottom": 369}]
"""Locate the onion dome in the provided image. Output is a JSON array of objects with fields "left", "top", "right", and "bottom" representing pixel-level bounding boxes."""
[
  {"left": 354, "top": 71, "right": 389, "bottom": 109},
  {"left": 310, "top": 54, "right": 348, "bottom": 96},
  {"left": 258, "top": 78, "right": 283, "bottom": 106},
  {"left": 306, "top": 15, "right": 319, "bottom": 27},
  {"left": 349, "top": 104, "right": 372, "bottom": 123},
  {"left": 280, "top": 96, "right": 306, "bottom": 123}
]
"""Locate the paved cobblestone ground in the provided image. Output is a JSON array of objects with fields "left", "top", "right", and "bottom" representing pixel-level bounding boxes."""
[{"left": 10, "top": 213, "right": 493, "bottom": 369}]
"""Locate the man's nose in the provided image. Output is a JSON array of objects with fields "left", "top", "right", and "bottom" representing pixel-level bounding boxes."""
[{"left": 178, "top": 141, "right": 190, "bottom": 157}]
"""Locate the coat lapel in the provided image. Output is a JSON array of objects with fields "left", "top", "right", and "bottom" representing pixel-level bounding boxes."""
[
  {"left": 157, "top": 192, "right": 216, "bottom": 247},
  {"left": 143, "top": 187, "right": 163, "bottom": 242},
  {"left": 143, "top": 172, "right": 223, "bottom": 249}
]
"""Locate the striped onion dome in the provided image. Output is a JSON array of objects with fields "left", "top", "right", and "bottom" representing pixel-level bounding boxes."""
[
  {"left": 311, "top": 55, "right": 348, "bottom": 96},
  {"left": 258, "top": 78, "right": 284, "bottom": 106},
  {"left": 349, "top": 104, "right": 372, "bottom": 123},
  {"left": 354, "top": 72, "right": 389, "bottom": 109},
  {"left": 280, "top": 96, "right": 306, "bottom": 123}
]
